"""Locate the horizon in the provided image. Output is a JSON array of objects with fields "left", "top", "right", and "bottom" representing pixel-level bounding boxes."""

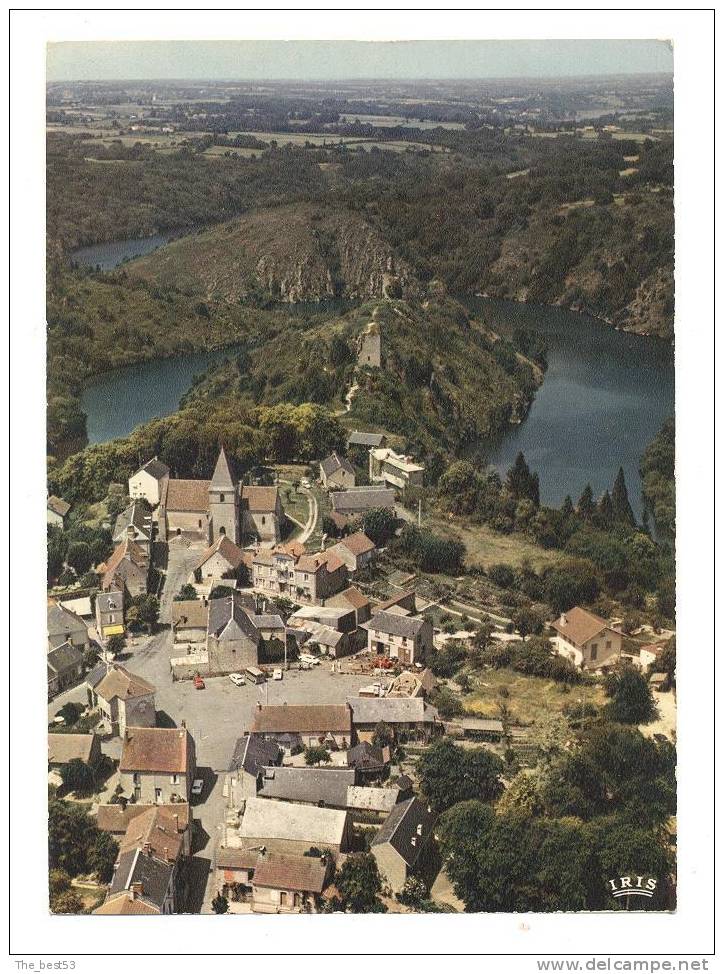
[{"left": 46, "top": 39, "right": 674, "bottom": 82}]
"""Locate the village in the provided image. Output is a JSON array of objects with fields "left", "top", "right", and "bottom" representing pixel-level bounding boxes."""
[{"left": 47, "top": 406, "right": 676, "bottom": 914}]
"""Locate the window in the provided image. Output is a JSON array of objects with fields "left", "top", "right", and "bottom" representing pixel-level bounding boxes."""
[
  {"left": 155, "top": 788, "right": 162, "bottom": 802},
  {"left": 280, "top": 892, "right": 287, "bottom": 906},
  {"left": 133, "top": 773, "right": 141, "bottom": 784},
  {"left": 198, "top": 519, "right": 203, "bottom": 528},
  {"left": 605, "top": 640, "right": 612, "bottom": 650},
  {"left": 590, "top": 644, "right": 598, "bottom": 662},
  {"left": 262, "top": 516, "right": 266, "bottom": 526},
  {"left": 171, "top": 774, "right": 179, "bottom": 785},
  {"left": 219, "top": 493, "right": 225, "bottom": 503}
]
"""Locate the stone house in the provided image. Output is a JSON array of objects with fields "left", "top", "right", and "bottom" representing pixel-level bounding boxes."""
[
  {"left": 362, "top": 610, "right": 434, "bottom": 667},
  {"left": 239, "top": 797, "right": 353, "bottom": 857},
  {"left": 227, "top": 735, "right": 284, "bottom": 804},
  {"left": 251, "top": 854, "right": 332, "bottom": 913},
  {"left": 89, "top": 664, "right": 156, "bottom": 737},
  {"left": 369, "top": 447, "right": 424, "bottom": 492},
  {"left": 119, "top": 726, "right": 196, "bottom": 804},
  {"left": 241, "top": 485, "right": 283, "bottom": 544},
  {"left": 48, "top": 732, "right": 102, "bottom": 771},
  {"left": 250, "top": 704, "right": 353, "bottom": 752},
  {"left": 171, "top": 598, "right": 209, "bottom": 644},
  {"left": 257, "top": 765, "right": 357, "bottom": 810},
  {"left": 102, "top": 847, "right": 177, "bottom": 914},
  {"left": 96, "top": 802, "right": 193, "bottom": 858},
  {"left": 128, "top": 457, "right": 170, "bottom": 507},
  {"left": 206, "top": 594, "right": 261, "bottom": 675},
  {"left": 253, "top": 545, "right": 348, "bottom": 606},
  {"left": 551, "top": 607, "right": 623, "bottom": 670},
  {"left": 370, "top": 797, "right": 437, "bottom": 893},
  {"left": 191, "top": 535, "right": 247, "bottom": 585},
  {"left": 347, "top": 431, "right": 387, "bottom": 450},
  {"left": 101, "top": 538, "right": 149, "bottom": 598},
  {"left": 327, "top": 586, "right": 372, "bottom": 626},
  {"left": 346, "top": 696, "right": 441, "bottom": 744},
  {"left": 47, "top": 641, "right": 84, "bottom": 699},
  {"left": 112, "top": 499, "right": 154, "bottom": 555},
  {"left": 48, "top": 602, "right": 89, "bottom": 652},
  {"left": 320, "top": 452, "right": 356, "bottom": 490},
  {"left": 327, "top": 531, "right": 376, "bottom": 573},
  {"left": 95, "top": 590, "right": 125, "bottom": 643},
  {"left": 330, "top": 486, "right": 396, "bottom": 518},
  {"left": 47, "top": 495, "right": 70, "bottom": 528}
]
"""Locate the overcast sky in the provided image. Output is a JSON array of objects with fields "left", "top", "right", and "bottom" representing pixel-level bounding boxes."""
[{"left": 47, "top": 39, "right": 673, "bottom": 82}]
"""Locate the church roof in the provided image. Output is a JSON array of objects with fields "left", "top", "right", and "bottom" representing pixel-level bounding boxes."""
[{"left": 211, "top": 447, "right": 236, "bottom": 490}]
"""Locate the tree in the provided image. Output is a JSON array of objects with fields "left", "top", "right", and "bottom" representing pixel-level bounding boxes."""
[
  {"left": 129, "top": 594, "right": 160, "bottom": 632},
  {"left": 48, "top": 527, "right": 68, "bottom": 581},
  {"left": 87, "top": 831, "right": 119, "bottom": 883},
  {"left": 66, "top": 541, "right": 93, "bottom": 576},
  {"left": 304, "top": 745, "right": 331, "bottom": 766},
  {"left": 577, "top": 484, "right": 595, "bottom": 521},
  {"left": 50, "top": 890, "right": 83, "bottom": 914},
  {"left": 561, "top": 495, "right": 574, "bottom": 518},
  {"left": 175, "top": 584, "right": 198, "bottom": 601},
  {"left": 358, "top": 507, "right": 397, "bottom": 547},
  {"left": 60, "top": 758, "right": 95, "bottom": 795},
  {"left": 658, "top": 636, "right": 676, "bottom": 685},
  {"left": 371, "top": 721, "right": 395, "bottom": 750},
  {"left": 611, "top": 467, "right": 636, "bottom": 526},
  {"left": 57, "top": 701, "right": 84, "bottom": 726},
  {"left": 105, "top": 633, "right": 126, "bottom": 657},
  {"left": 212, "top": 893, "right": 229, "bottom": 914},
  {"left": 49, "top": 869, "right": 72, "bottom": 898},
  {"left": 544, "top": 558, "right": 600, "bottom": 614},
  {"left": 418, "top": 738, "right": 503, "bottom": 812},
  {"left": 597, "top": 490, "right": 614, "bottom": 527},
  {"left": 512, "top": 608, "right": 544, "bottom": 637},
  {"left": 603, "top": 665, "right": 658, "bottom": 725},
  {"left": 49, "top": 801, "right": 103, "bottom": 877},
  {"left": 335, "top": 853, "right": 387, "bottom": 913},
  {"left": 506, "top": 452, "right": 540, "bottom": 506},
  {"left": 210, "top": 584, "right": 236, "bottom": 600}
]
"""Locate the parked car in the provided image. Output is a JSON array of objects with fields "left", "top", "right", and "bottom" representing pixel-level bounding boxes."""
[
  {"left": 193, "top": 675, "right": 205, "bottom": 690},
  {"left": 191, "top": 779, "right": 204, "bottom": 797},
  {"left": 273, "top": 668, "right": 283, "bottom": 681},
  {"left": 229, "top": 673, "right": 245, "bottom": 686}
]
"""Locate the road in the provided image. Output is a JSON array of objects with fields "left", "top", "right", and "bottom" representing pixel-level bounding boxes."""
[
  {"left": 159, "top": 542, "right": 204, "bottom": 623},
  {"left": 297, "top": 486, "right": 318, "bottom": 544}
]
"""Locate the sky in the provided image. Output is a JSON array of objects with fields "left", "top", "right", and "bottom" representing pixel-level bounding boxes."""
[{"left": 46, "top": 39, "right": 673, "bottom": 82}]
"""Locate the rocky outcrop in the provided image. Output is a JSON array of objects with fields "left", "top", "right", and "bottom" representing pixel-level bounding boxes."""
[{"left": 129, "top": 204, "right": 421, "bottom": 306}]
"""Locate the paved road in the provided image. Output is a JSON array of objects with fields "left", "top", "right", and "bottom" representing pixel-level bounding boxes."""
[{"left": 159, "top": 542, "right": 205, "bottom": 623}]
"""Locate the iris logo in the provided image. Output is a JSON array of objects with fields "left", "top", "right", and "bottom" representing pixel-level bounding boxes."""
[{"left": 607, "top": 875, "right": 658, "bottom": 899}]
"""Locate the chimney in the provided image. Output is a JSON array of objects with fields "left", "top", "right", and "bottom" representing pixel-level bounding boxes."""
[
  {"left": 163, "top": 847, "right": 169, "bottom": 862},
  {"left": 143, "top": 842, "right": 151, "bottom": 855},
  {"left": 256, "top": 701, "right": 262, "bottom": 710},
  {"left": 560, "top": 613, "right": 567, "bottom": 625}
]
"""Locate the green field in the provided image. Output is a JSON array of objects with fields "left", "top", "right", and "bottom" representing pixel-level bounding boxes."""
[{"left": 423, "top": 512, "right": 562, "bottom": 572}]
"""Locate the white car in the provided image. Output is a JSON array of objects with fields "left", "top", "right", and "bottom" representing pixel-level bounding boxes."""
[
  {"left": 273, "top": 668, "right": 283, "bottom": 681},
  {"left": 228, "top": 673, "right": 245, "bottom": 686},
  {"left": 191, "top": 779, "right": 204, "bottom": 797}
]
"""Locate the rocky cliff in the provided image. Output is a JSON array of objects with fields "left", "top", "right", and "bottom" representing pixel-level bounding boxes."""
[{"left": 128, "top": 204, "right": 421, "bottom": 305}]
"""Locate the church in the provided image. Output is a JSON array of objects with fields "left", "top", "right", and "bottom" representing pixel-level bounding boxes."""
[{"left": 154, "top": 447, "right": 283, "bottom": 545}]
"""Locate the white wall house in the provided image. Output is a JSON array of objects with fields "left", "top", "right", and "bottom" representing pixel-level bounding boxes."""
[{"left": 129, "top": 457, "right": 170, "bottom": 507}]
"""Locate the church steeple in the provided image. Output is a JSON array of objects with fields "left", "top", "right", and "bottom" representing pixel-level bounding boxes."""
[
  {"left": 211, "top": 446, "right": 235, "bottom": 489},
  {"left": 209, "top": 446, "right": 239, "bottom": 543}
]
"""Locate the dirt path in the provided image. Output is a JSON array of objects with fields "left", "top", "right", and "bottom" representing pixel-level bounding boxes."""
[{"left": 297, "top": 487, "right": 318, "bottom": 544}]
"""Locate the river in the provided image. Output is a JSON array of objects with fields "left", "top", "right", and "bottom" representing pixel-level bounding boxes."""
[{"left": 75, "top": 239, "right": 674, "bottom": 520}]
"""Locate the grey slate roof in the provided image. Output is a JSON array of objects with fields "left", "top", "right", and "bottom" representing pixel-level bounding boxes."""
[
  {"left": 229, "top": 735, "right": 283, "bottom": 776},
  {"left": 320, "top": 452, "right": 355, "bottom": 478},
  {"left": 109, "top": 847, "right": 173, "bottom": 910},
  {"left": 363, "top": 610, "right": 426, "bottom": 639},
  {"left": 346, "top": 741, "right": 387, "bottom": 771},
  {"left": 371, "top": 797, "right": 437, "bottom": 868},
  {"left": 347, "top": 432, "right": 386, "bottom": 448},
  {"left": 346, "top": 696, "right": 439, "bottom": 726},
  {"left": 113, "top": 499, "right": 153, "bottom": 543},
  {"left": 257, "top": 766, "right": 356, "bottom": 808},
  {"left": 96, "top": 590, "right": 124, "bottom": 614},
  {"left": 85, "top": 662, "right": 108, "bottom": 690},
  {"left": 47, "top": 641, "right": 84, "bottom": 675},
  {"left": 211, "top": 447, "right": 236, "bottom": 489},
  {"left": 47, "top": 604, "right": 87, "bottom": 638},
  {"left": 207, "top": 594, "right": 260, "bottom": 643},
  {"left": 330, "top": 487, "right": 396, "bottom": 514},
  {"left": 137, "top": 457, "right": 170, "bottom": 481},
  {"left": 247, "top": 614, "right": 285, "bottom": 631}
]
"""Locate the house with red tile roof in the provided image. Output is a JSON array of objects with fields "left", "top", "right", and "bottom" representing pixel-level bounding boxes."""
[
  {"left": 551, "top": 606, "right": 623, "bottom": 670},
  {"left": 119, "top": 726, "right": 196, "bottom": 803}
]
